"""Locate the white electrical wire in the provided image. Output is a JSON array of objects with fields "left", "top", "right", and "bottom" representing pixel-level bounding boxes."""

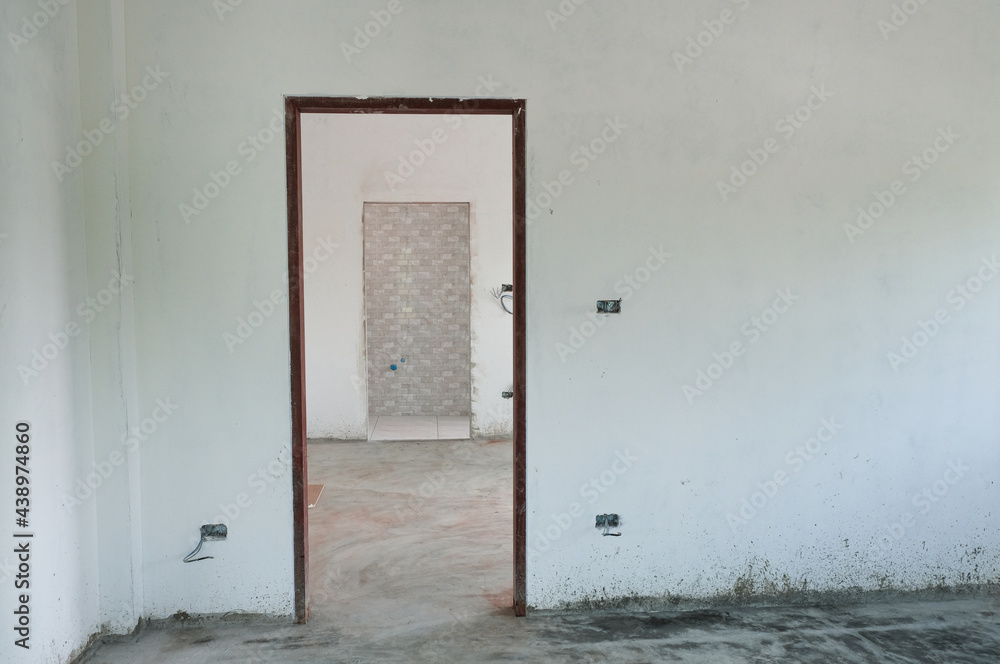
[
  {"left": 183, "top": 533, "right": 213, "bottom": 563},
  {"left": 500, "top": 294, "right": 513, "bottom": 314}
]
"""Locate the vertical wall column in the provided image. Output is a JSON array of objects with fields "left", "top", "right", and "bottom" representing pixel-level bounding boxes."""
[{"left": 77, "top": 0, "right": 143, "bottom": 630}]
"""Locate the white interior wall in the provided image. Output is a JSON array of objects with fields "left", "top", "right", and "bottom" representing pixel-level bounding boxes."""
[
  {"left": 521, "top": 2, "right": 1000, "bottom": 607},
  {"left": 77, "top": 0, "right": 144, "bottom": 634},
  {"left": 122, "top": 1, "right": 297, "bottom": 620},
  {"left": 0, "top": 2, "right": 102, "bottom": 660},
  {"left": 120, "top": 0, "right": 999, "bottom": 614},
  {"left": 3, "top": 0, "right": 995, "bottom": 632},
  {"left": 302, "top": 114, "right": 514, "bottom": 440}
]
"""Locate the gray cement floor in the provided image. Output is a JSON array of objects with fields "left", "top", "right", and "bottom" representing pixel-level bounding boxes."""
[{"left": 79, "top": 438, "right": 1000, "bottom": 663}]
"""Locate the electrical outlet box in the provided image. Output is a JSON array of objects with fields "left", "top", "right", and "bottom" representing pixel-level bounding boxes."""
[
  {"left": 201, "top": 524, "right": 227, "bottom": 541},
  {"left": 595, "top": 514, "right": 620, "bottom": 528},
  {"left": 596, "top": 299, "right": 621, "bottom": 314}
]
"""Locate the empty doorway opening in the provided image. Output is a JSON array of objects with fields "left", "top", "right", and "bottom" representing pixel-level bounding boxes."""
[{"left": 285, "top": 97, "right": 527, "bottom": 621}]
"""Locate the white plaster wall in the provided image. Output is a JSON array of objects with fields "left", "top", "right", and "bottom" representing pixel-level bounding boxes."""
[
  {"left": 111, "top": 0, "right": 1000, "bottom": 617},
  {"left": 521, "top": 1, "right": 1000, "bottom": 608},
  {"left": 302, "top": 114, "right": 514, "bottom": 440},
  {"left": 0, "top": 1, "right": 102, "bottom": 660},
  {"left": 76, "top": 0, "right": 146, "bottom": 634},
  {"left": 122, "top": 2, "right": 296, "bottom": 620}
]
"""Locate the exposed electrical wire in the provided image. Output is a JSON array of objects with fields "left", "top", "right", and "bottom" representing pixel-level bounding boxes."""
[
  {"left": 492, "top": 284, "right": 514, "bottom": 315},
  {"left": 490, "top": 284, "right": 512, "bottom": 299},
  {"left": 183, "top": 533, "right": 213, "bottom": 563}
]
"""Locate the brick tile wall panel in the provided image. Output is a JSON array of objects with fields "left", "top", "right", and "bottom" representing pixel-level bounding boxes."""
[{"left": 364, "top": 203, "right": 470, "bottom": 417}]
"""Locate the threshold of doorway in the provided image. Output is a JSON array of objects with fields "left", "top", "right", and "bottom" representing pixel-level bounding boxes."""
[{"left": 368, "top": 415, "right": 470, "bottom": 441}]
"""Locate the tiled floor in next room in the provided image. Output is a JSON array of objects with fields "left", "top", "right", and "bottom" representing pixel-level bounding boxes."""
[{"left": 368, "top": 415, "right": 470, "bottom": 440}]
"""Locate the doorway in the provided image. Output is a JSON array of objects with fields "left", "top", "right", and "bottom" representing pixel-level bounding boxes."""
[{"left": 284, "top": 97, "right": 527, "bottom": 620}]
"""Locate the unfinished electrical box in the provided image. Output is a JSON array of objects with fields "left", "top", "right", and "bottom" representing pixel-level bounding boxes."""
[{"left": 596, "top": 299, "right": 622, "bottom": 314}]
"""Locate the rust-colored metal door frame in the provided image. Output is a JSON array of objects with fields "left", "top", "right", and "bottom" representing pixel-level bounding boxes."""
[{"left": 284, "top": 96, "right": 527, "bottom": 621}]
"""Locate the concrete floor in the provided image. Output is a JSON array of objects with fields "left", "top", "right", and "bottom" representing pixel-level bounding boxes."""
[{"left": 80, "top": 438, "right": 1000, "bottom": 663}]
